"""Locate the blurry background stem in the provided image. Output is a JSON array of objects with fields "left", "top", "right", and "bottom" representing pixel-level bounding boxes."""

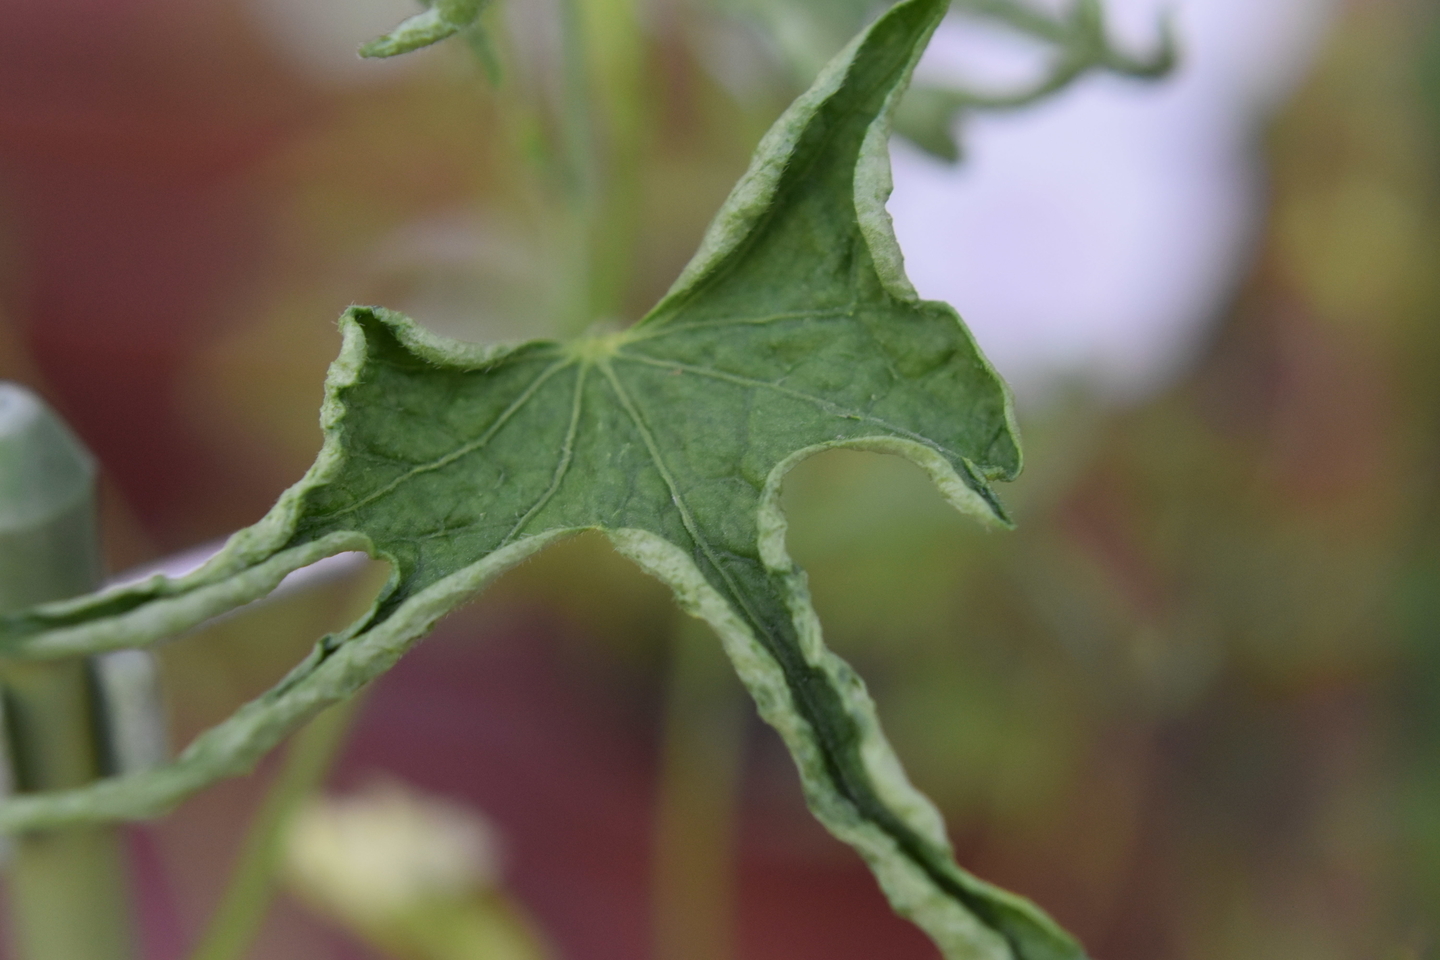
[
  {"left": 555, "top": 0, "right": 601, "bottom": 334},
  {"left": 187, "top": 697, "right": 364, "bottom": 960},
  {"left": 0, "top": 383, "right": 135, "bottom": 960},
  {"left": 554, "top": 0, "right": 647, "bottom": 334},
  {"left": 651, "top": 613, "right": 746, "bottom": 960},
  {"left": 575, "top": 0, "right": 647, "bottom": 326}
]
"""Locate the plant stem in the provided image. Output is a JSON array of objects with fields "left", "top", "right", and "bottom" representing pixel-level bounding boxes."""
[
  {"left": 651, "top": 614, "right": 745, "bottom": 960},
  {"left": 573, "top": 0, "right": 647, "bottom": 326},
  {"left": 187, "top": 696, "right": 363, "bottom": 960},
  {"left": 554, "top": 0, "right": 602, "bottom": 335},
  {"left": 550, "top": 0, "right": 648, "bottom": 334},
  {"left": 0, "top": 382, "right": 135, "bottom": 960}
]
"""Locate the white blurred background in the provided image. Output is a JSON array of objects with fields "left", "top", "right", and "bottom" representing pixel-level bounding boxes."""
[{"left": 890, "top": 0, "right": 1338, "bottom": 402}]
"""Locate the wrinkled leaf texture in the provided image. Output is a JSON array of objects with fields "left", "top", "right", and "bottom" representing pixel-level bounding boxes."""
[{"left": 0, "top": 1, "right": 1084, "bottom": 956}]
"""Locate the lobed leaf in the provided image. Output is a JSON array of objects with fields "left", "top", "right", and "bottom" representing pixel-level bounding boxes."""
[{"left": 0, "top": 1, "right": 1084, "bottom": 956}]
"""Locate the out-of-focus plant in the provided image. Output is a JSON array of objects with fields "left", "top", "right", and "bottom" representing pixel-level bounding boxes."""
[
  {"left": 717, "top": 0, "right": 1174, "bottom": 160},
  {"left": 282, "top": 779, "right": 549, "bottom": 960}
]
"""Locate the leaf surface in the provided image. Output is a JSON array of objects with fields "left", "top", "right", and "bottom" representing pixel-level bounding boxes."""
[
  {"left": 360, "top": 0, "right": 492, "bottom": 59},
  {"left": 0, "top": 2, "right": 1082, "bottom": 956}
]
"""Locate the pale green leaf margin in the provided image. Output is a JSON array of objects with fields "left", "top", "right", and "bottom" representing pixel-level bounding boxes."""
[{"left": 359, "top": 0, "right": 492, "bottom": 59}]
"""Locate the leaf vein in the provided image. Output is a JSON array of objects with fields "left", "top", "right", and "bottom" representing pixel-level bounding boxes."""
[
  {"left": 596, "top": 361, "right": 775, "bottom": 637},
  {"left": 612, "top": 350, "right": 961, "bottom": 463},
  {"left": 626, "top": 308, "right": 855, "bottom": 342},
  {"left": 499, "top": 363, "right": 587, "bottom": 545},
  {"left": 323, "top": 357, "right": 572, "bottom": 521}
]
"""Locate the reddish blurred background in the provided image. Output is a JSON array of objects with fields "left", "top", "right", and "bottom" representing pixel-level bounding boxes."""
[{"left": 2, "top": 0, "right": 1439, "bottom": 957}]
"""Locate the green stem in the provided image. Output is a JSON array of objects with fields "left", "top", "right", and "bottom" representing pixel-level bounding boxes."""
[
  {"left": 650, "top": 614, "right": 745, "bottom": 960},
  {"left": 551, "top": 0, "right": 649, "bottom": 333},
  {"left": 578, "top": 0, "right": 647, "bottom": 326},
  {"left": 0, "top": 382, "right": 135, "bottom": 960},
  {"left": 187, "top": 697, "right": 363, "bottom": 960},
  {"left": 555, "top": 0, "right": 602, "bottom": 335}
]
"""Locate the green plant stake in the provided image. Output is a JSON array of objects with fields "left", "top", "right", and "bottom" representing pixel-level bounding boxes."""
[{"left": 0, "top": 382, "right": 135, "bottom": 960}]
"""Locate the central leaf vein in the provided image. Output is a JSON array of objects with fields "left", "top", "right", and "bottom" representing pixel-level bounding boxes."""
[
  {"left": 597, "top": 361, "right": 771, "bottom": 630},
  {"left": 612, "top": 349, "right": 962, "bottom": 462},
  {"left": 500, "top": 363, "right": 587, "bottom": 545},
  {"left": 627, "top": 307, "right": 856, "bottom": 342}
]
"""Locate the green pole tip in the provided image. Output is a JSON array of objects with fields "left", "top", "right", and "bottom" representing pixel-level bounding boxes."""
[
  {"left": 0, "top": 382, "right": 101, "bottom": 610},
  {"left": 0, "top": 382, "right": 96, "bottom": 534}
]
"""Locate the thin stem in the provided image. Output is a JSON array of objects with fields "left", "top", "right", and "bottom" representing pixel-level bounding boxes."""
[
  {"left": 952, "top": 0, "right": 1071, "bottom": 44},
  {"left": 650, "top": 614, "right": 746, "bottom": 960},
  {"left": 555, "top": 0, "right": 602, "bottom": 335},
  {"left": 576, "top": 0, "right": 648, "bottom": 325},
  {"left": 552, "top": 0, "right": 650, "bottom": 333},
  {"left": 187, "top": 697, "right": 363, "bottom": 960},
  {"left": 896, "top": 0, "right": 1175, "bottom": 158}
]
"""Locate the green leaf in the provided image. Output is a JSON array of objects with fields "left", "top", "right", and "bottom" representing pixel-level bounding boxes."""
[
  {"left": 359, "top": 0, "right": 491, "bottom": 59},
  {"left": 0, "top": 1, "right": 1085, "bottom": 956}
]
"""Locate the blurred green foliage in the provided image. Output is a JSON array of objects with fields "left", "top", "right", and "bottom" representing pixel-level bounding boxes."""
[{"left": 711, "top": 0, "right": 1172, "bottom": 160}]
